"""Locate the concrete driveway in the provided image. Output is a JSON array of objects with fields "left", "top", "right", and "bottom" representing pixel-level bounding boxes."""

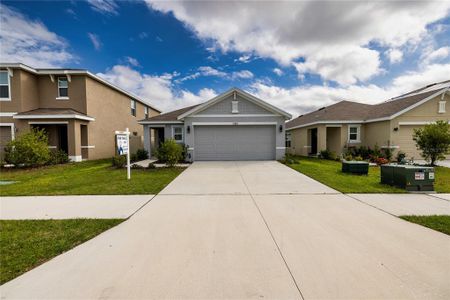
[{"left": 2, "top": 161, "right": 449, "bottom": 299}]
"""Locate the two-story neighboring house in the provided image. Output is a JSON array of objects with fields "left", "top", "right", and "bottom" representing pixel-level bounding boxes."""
[{"left": 0, "top": 63, "right": 160, "bottom": 161}]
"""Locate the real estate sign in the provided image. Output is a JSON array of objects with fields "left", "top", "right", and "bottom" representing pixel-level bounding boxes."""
[{"left": 116, "top": 134, "right": 129, "bottom": 155}]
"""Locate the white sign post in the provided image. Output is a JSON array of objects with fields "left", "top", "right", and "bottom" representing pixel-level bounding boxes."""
[{"left": 115, "top": 128, "right": 131, "bottom": 180}]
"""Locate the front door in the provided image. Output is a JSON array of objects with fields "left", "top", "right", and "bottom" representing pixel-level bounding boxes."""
[{"left": 58, "top": 125, "right": 68, "bottom": 153}]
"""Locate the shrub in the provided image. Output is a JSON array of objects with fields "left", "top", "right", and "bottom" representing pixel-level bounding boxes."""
[
  {"left": 147, "top": 162, "right": 156, "bottom": 169},
  {"left": 396, "top": 151, "right": 407, "bottom": 163},
  {"left": 136, "top": 148, "right": 149, "bottom": 160},
  {"left": 156, "top": 139, "right": 183, "bottom": 167},
  {"left": 375, "top": 157, "right": 389, "bottom": 165},
  {"left": 48, "top": 149, "right": 69, "bottom": 165},
  {"left": 381, "top": 147, "right": 393, "bottom": 161},
  {"left": 344, "top": 154, "right": 353, "bottom": 161},
  {"left": 130, "top": 153, "right": 139, "bottom": 163},
  {"left": 413, "top": 120, "right": 450, "bottom": 166},
  {"left": 354, "top": 155, "right": 363, "bottom": 161},
  {"left": 112, "top": 155, "right": 127, "bottom": 168},
  {"left": 4, "top": 128, "right": 50, "bottom": 167}
]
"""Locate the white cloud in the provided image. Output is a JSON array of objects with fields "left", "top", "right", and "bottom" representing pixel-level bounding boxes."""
[
  {"left": 124, "top": 56, "right": 140, "bottom": 67},
  {"left": 0, "top": 4, "right": 74, "bottom": 67},
  {"left": 386, "top": 48, "right": 403, "bottom": 64},
  {"left": 235, "top": 54, "right": 251, "bottom": 63},
  {"left": 97, "top": 65, "right": 217, "bottom": 112},
  {"left": 87, "top": 33, "right": 102, "bottom": 51},
  {"left": 146, "top": 1, "right": 450, "bottom": 85},
  {"left": 198, "top": 66, "right": 227, "bottom": 77},
  {"left": 422, "top": 46, "right": 450, "bottom": 64},
  {"left": 273, "top": 68, "right": 284, "bottom": 76},
  {"left": 232, "top": 70, "right": 253, "bottom": 79},
  {"left": 87, "top": 0, "right": 119, "bottom": 15},
  {"left": 251, "top": 63, "right": 450, "bottom": 117}
]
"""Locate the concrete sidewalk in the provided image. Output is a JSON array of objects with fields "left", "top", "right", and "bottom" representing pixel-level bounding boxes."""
[
  {"left": 0, "top": 195, "right": 154, "bottom": 219},
  {"left": 349, "top": 193, "right": 450, "bottom": 216}
]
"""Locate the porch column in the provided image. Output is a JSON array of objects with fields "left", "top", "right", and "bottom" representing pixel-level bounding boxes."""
[
  {"left": 317, "top": 125, "right": 327, "bottom": 153},
  {"left": 144, "top": 125, "right": 151, "bottom": 157},
  {"left": 68, "top": 120, "right": 82, "bottom": 162}
]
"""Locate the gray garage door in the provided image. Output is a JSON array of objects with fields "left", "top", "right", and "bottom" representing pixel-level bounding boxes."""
[{"left": 194, "top": 125, "right": 275, "bottom": 161}]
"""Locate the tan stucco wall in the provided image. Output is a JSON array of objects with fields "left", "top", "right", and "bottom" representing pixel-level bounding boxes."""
[
  {"left": 0, "top": 69, "right": 40, "bottom": 113},
  {"left": 38, "top": 75, "right": 87, "bottom": 113},
  {"left": 363, "top": 121, "right": 391, "bottom": 148},
  {"left": 326, "top": 127, "right": 341, "bottom": 154},
  {"left": 85, "top": 77, "right": 159, "bottom": 159}
]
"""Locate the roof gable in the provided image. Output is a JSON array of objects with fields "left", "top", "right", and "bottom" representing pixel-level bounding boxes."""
[{"left": 177, "top": 88, "right": 292, "bottom": 120}]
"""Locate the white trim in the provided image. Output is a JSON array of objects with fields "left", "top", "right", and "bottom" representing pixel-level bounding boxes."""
[
  {"left": 0, "top": 112, "right": 17, "bottom": 117},
  {"left": 191, "top": 114, "right": 279, "bottom": 118},
  {"left": 81, "top": 145, "right": 95, "bottom": 149},
  {"left": 276, "top": 147, "right": 286, "bottom": 150},
  {"left": 138, "top": 120, "right": 183, "bottom": 125},
  {"left": 178, "top": 88, "right": 292, "bottom": 120},
  {"left": 0, "top": 63, "right": 161, "bottom": 113},
  {"left": 187, "top": 147, "right": 194, "bottom": 150},
  {"left": 47, "top": 146, "right": 57, "bottom": 149},
  {"left": 0, "top": 123, "right": 15, "bottom": 140},
  {"left": 287, "top": 120, "right": 364, "bottom": 131},
  {"left": 171, "top": 125, "right": 184, "bottom": 143},
  {"left": 69, "top": 155, "right": 82, "bottom": 162},
  {"left": 14, "top": 114, "right": 95, "bottom": 121},
  {"left": 192, "top": 122, "right": 277, "bottom": 126},
  {"left": 56, "top": 97, "right": 69, "bottom": 100},
  {"left": 0, "top": 69, "right": 12, "bottom": 101},
  {"left": 57, "top": 76, "right": 69, "bottom": 98},
  {"left": 398, "top": 121, "right": 450, "bottom": 126},
  {"left": 303, "top": 145, "right": 312, "bottom": 148},
  {"left": 231, "top": 100, "right": 239, "bottom": 114},
  {"left": 438, "top": 101, "right": 446, "bottom": 113},
  {"left": 325, "top": 124, "right": 342, "bottom": 128},
  {"left": 28, "top": 121, "right": 69, "bottom": 125},
  {"left": 381, "top": 145, "right": 400, "bottom": 149},
  {"left": 347, "top": 124, "right": 361, "bottom": 143}
]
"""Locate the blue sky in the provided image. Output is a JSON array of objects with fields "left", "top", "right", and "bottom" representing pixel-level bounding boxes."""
[{"left": 1, "top": 1, "right": 449, "bottom": 114}]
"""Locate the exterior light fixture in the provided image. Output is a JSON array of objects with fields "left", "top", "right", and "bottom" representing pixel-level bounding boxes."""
[
  {"left": 279, "top": 125, "right": 283, "bottom": 133},
  {"left": 187, "top": 126, "right": 191, "bottom": 134},
  {"left": 393, "top": 127, "right": 398, "bottom": 131}
]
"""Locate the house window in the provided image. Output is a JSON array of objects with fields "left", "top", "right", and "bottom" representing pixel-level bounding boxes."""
[
  {"left": 130, "top": 100, "right": 136, "bottom": 117},
  {"left": 439, "top": 101, "right": 446, "bottom": 113},
  {"left": 285, "top": 132, "right": 292, "bottom": 148},
  {"left": 173, "top": 127, "right": 183, "bottom": 142},
  {"left": 144, "top": 106, "right": 149, "bottom": 118},
  {"left": 57, "top": 77, "right": 68, "bottom": 98},
  {"left": 348, "top": 125, "right": 360, "bottom": 143},
  {"left": 0, "top": 70, "right": 11, "bottom": 100},
  {"left": 232, "top": 101, "right": 239, "bottom": 113}
]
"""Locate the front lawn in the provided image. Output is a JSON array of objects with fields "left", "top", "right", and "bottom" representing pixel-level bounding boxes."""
[
  {"left": 0, "top": 219, "right": 123, "bottom": 284},
  {"left": 400, "top": 215, "right": 450, "bottom": 235},
  {"left": 0, "top": 159, "right": 185, "bottom": 196},
  {"left": 434, "top": 166, "right": 450, "bottom": 193},
  {"left": 286, "top": 156, "right": 405, "bottom": 193}
]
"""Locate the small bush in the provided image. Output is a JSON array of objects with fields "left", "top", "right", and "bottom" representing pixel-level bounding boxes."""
[
  {"left": 48, "top": 150, "right": 69, "bottom": 165},
  {"left": 4, "top": 128, "right": 50, "bottom": 167},
  {"left": 112, "top": 155, "right": 127, "bottom": 168},
  {"left": 396, "top": 151, "right": 407, "bottom": 163},
  {"left": 147, "top": 162, "right": 156, "bottom": 169},
  {"left": 135, "top": 148, "right": 149, "bottom": 160},
  {"left": 344, "top": 154, "right": 353, "bottom": 161},
  {"left": 130, "top": 153, "right": 139, "bottom": 163},
  {"left": 354, "top": 155, "right": 364, "bottom": 161},
  {"left": 381, "top": 148, "right": 393, "bottom": 161},
  {"left": 156, "top": 139, "right": 183, "bottom": 167}
]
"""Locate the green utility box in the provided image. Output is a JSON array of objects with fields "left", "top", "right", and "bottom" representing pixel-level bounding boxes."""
[
  {"left": 342, "top": 161, "right": 369, "bottom": 175},
  {"left": 381, "top": 164, "right": 435, "bottom": 191}
]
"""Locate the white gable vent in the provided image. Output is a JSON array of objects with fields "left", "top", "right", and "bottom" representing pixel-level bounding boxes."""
[{"left": 232, "top": 101, "right": 239, "bottom": 113}]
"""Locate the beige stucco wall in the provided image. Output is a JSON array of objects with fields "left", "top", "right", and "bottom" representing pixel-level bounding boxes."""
[
  {"left": 363, "top": 121, "right": 391, "bottom": 148},
  {"left": 0, "top": 69, "right": 40, "bottom": 113},
  {"left": 85, "top": 77, "right": 159, "bottom": 159}
]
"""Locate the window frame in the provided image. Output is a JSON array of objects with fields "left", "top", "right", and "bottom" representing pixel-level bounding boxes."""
[
  {"left": 348, "top": 125, "right": 361, "bottom": 143},
  {"left": 144, "top": 106, "right": 149, "bottom": 119},
  {"left": 130, "top": 100, "right": 136, "bottom": 117},
  {"left": 0, "top": 70, "right": 11, "bottom": 101},
  {"left": 172, "top": 126, "right": 184, "bottom": 143},
  {"left": 285, "top": 131, "right": 292, "bottom": 148},
  {"left": 438, "top": 101, "right": 446, "bottom": 114},
  {"left": 231, "top": 101, "right": 239, "bottom": 113},
  {"left": 57, "top": 76, "right": 69, "bottom": 100}
]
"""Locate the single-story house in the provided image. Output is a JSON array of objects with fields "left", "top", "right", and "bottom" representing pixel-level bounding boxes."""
[
  {"left": 139, "top": 88, "right": 291, "bottom": 161},
  {"left": 286, "top": 80, "right": 450, "bottom": 160}
]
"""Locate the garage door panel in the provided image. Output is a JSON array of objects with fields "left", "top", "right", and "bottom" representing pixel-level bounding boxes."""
[{"left": 194, "top": 125, "right": 275, "bottom": 161}]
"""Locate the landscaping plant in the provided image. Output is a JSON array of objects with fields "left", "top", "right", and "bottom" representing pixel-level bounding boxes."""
[
  {"left": 48, "top": 150, "right": 70, "bottom": 165},
  {"left": 413, "top": 120, "right": 450, "bottom": 166},
  {"left": 112, "top": 155, "right": 127, "bottom": 168},
  {"left": 396, "top": 151, "right": 407, "bottom": 163},
  {"left": 156, "top": 139, "right": 183, "bottom": 167},
  {"left": 135, "top": 149, "right": 149, "bottom": 160},
  {"left": 4, "top": 128, "right": 51, "bottom": 167}
]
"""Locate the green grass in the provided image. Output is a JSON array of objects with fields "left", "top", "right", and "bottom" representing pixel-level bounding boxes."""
[
  {"left": 0, "top": 159, "right": 185, "bottom": 196},
  {"left": 400, "top": 215, "right": 450, "bottom": 235},
  {"left": 286, "top": 156, "right": 449, "bottom": 193},
  {"left": 0, "top": 219, "right": 123, "bottom": 284},
  {"left": 286, "top": 156, "right": 406, "bottom": 193}
]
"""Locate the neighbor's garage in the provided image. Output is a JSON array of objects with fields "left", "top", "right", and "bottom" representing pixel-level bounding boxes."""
[
  {"left": 194, "top": 125, "right": 275, "bottom": 160},
  {"left": 397, "top": 125, "right": 422, "bottom": 159}
]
